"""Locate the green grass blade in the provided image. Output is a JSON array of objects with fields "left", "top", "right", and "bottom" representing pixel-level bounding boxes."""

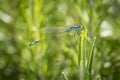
[
  {"left": 86, "top": 37, "right": 96, "bottom": 80},
  {"left": 78, "top": 29, "right": 88, "bottom": 80},
  {"left": 61, "top": 72, "right": 68, "bottom": 80}
]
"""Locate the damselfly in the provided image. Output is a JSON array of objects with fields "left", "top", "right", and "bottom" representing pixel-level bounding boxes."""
[{"left": 29, "top": 25, "right": 83, "bottom": 46}]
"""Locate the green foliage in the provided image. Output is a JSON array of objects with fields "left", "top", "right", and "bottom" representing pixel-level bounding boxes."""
[{"left": 0, "top": 0, "right": 120, "bottom": 80}]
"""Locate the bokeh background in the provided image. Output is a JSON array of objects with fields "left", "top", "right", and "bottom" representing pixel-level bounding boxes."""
[{"left": 0, "top": 0, "right": 120, "bottom": 80}]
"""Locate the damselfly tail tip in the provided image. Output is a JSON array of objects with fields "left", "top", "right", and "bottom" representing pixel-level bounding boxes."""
[
  {"left": 29, "top": 42, "right": 34, "bottom": 46},
  {"left": 29, "top": 43, "right": 32, "bottom": 46},
  {"left": 28, "top": 41, "right": 40, "bottom": 46}
]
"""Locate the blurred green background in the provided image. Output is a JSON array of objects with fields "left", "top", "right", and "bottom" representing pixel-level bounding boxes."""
[{"left": 0, "top": 0, "right": 120, "bottom": 80}]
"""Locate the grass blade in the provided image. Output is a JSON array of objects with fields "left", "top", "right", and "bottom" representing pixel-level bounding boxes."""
[
  {"left": 61, "top": 72, "right": 68, "bottom": 80},
  {"left": 86, "top": 37, "right": 96, "bottom": 80}
]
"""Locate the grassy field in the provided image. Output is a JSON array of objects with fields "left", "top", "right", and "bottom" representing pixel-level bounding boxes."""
[{"left": 0, "top": 0, "right": 120, "bottom": 80}]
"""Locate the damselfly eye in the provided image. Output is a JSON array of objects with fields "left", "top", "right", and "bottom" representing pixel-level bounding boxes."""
[
  {"left": 78, "top": 25, "right": 81, "bottom": 28},
  {"left": 78, "top": 25, "right": 83, "bottom": 29}
]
